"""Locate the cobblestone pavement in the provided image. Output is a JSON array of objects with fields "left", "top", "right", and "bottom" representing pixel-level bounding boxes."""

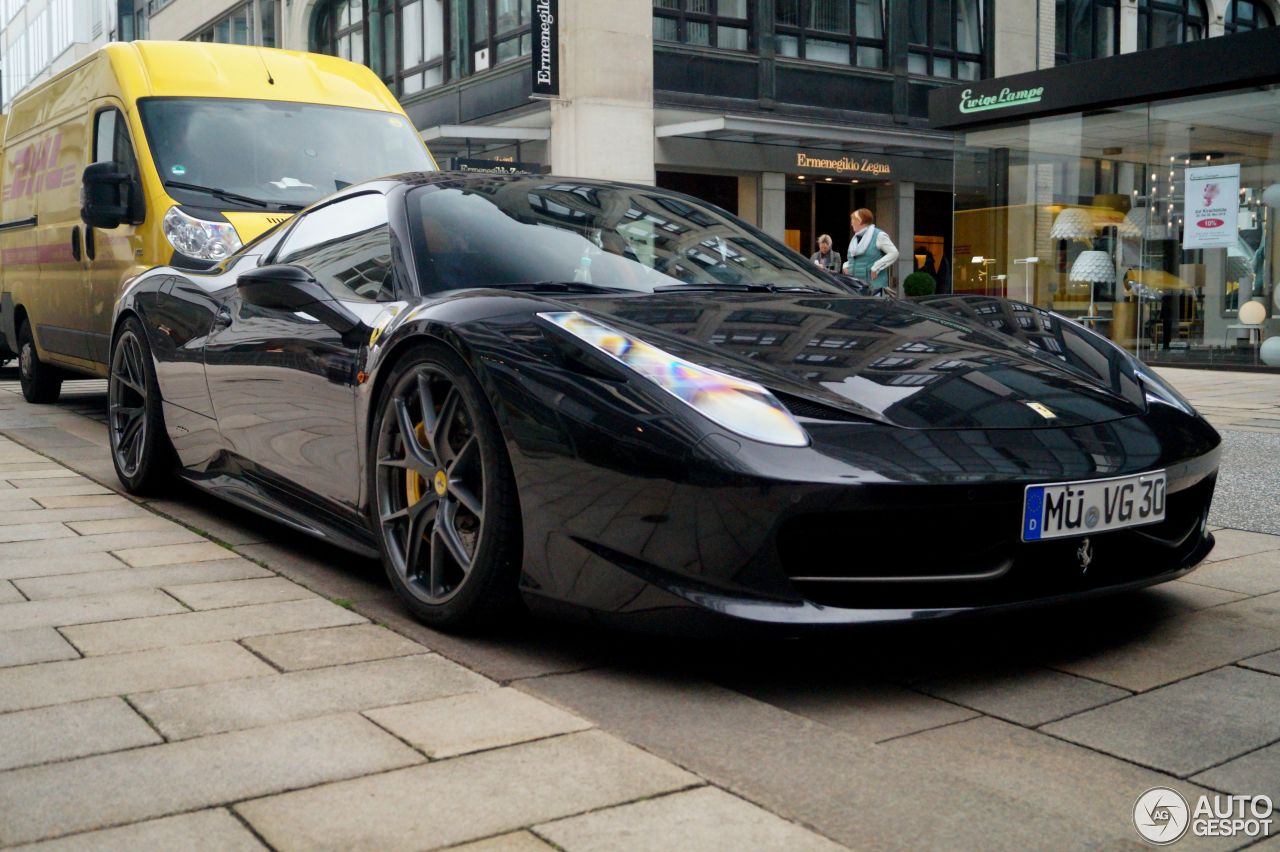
[{"left": 0, "top": 366, "right": 1277, "bottom": 850}]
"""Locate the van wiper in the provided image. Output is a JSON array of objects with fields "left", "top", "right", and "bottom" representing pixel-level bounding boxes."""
[{"left": 164, "top": 181, "right": 303, "bottom": 212}]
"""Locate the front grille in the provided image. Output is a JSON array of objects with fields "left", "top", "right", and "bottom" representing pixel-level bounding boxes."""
[{"left": 780, "top": 474, "right": 1215, "bottom": 610}]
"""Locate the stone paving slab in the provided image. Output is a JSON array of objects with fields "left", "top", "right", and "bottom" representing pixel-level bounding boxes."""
[
  {"left": 14, "top": 559, "right": 273, "bottom": 600},
  {"left": 1185, "top": 549, "right": 1280, "bottom": 596},
  {"left": 61, "top": 598, "right": 368, "bottom": 656},
  {"left": 365, "top": 687, "right": 593, "bottom": 759},
  {"left": 1201, "top": 529, "right": 1280, "bottom": 563},
  {"left": 1240, "top": 649, "right": 1280, "bottom": 675},
  {"left": 0, "top": 642, "right": 273, "bottom": 713},
  {"left": 235, "top": 730, "right": 699, "bottom": 852},
  {"left": 1192, "top": 742, "right": 1280, "bottom": 808},
  {"left": 111, "top": 541, "right": 239, "bottom": 568},
  {"left": 0, "top": 697, "right": 161, "bottom": 772},
  {"left": 0, "top": 529, "right": 201, "bottom": 560},
  {"left": 2, "top": 468, "right": 83, "bottom": 481},
  {"left": 0, "top": 551, "right": 127, "bottom": 582},
  {"left": 131, "top": 654, "right": 494, "bottom": 740},
  {"left": 10, "top": 809, "right": 267, "bottom": 852},
  {"left": 0, "top": 505, "right": 146, "bottom": 527},
  {"left": 33, "top": 494, "right": 132, "bottom": 509},
  {"left": 0, "top": 589, "right": 187, "bottom": 632},
  {"left": 1048, "top": 608, "right": 1280, "bottom": 691},
  {"left": 0, "top": 713, "right": 424, "bottom": 846},
  {"left": 163, "top": 576, "right": 317, "bottom": 610},
  {"left": 519, "top": 669, "right": 1117, "bottom": 850},
  {"left": 0, "top": 578, "right": 23, "bottom": 603},
  {"left": 241, "top": 624, "right": 428, "bottom": 671},
  {"left": 64, "top": 516, "right": 183, "bottom": 536},
  {"left": 0, "top": 522, "right": 79, "bottom": 543},
  {"left": 880, "top": 716, "right": 1236, "bottom": 851},
  {"left": 1043, "top": 666, "right": 1280, "bottom": 777},
  {"left": 0, "top": 627, "right": 80, "bottom": 668},
  {"left": 729, "top": 679, "right": 978, "bottom": 744},
  {"left": 447, "top": 832, "right": 555, "bottom": 852},
  {"left": 913, "top": 666, "right": 1132, "bottom": 727},
  {"left": 534, "top": 786, "right": 845, "bottom": 852}
]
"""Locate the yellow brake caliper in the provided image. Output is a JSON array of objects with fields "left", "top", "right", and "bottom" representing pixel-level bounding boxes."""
[{"left": 405, "top": 422, "right": 429, "bottom": 506}]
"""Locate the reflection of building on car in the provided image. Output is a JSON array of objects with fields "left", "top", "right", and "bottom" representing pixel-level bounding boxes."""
[
  {"left": 0, "top": 40, "right": 435, "bottom": 407},
  {"left": 107, "top": 172, "right": 1222, "bottom": 634}
]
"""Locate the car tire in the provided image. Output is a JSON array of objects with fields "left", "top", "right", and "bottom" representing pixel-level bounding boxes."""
[
  {"left": 370, "top": 342, "right": 522, "bottom": 631},
  {"left": 17, "top": 319, "right": 62, "bottom": 404},
  {"left": 108, "top": 317, "right": 175, "bottom": 495}
]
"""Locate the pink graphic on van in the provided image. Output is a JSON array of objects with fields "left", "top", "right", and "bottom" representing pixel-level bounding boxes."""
[{"left": 3, "top": 133, "right": 77, "bottom": 202}]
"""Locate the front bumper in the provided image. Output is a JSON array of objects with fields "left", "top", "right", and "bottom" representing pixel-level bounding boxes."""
[{"left": 513, "top": 417, "right": 1221, "bottom": 634}]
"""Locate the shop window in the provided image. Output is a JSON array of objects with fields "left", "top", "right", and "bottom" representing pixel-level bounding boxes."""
[
  {"left": 773, "top": 0, "right": 885, "bottom": 68},
  {"left": 1054, "top": 0, "right": 1119, "bottom": 65},
  {"left": 1225, "top": 0, "right": 1275, "bottom": 33},
  {"left": 653, "top": 0, "right": 752, "bottom": 52},
  {"left": 907, "top": 0, "right": 984, "bottom": 81},
  {"left": 1137, "top": 0, "right": 1207, "bottom": 49}
]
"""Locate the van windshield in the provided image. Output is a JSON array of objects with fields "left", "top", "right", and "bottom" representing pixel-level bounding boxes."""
[{"left": 138, "top": 98, "right": 434, "bottom": 211}]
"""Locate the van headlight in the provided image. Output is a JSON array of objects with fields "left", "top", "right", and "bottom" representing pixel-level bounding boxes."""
[
  {"left": 163, "top": 206, "right": 242, "bottom": 261},
  {"left": 540, "top": 311, "right": 809, "bottom": 447}
]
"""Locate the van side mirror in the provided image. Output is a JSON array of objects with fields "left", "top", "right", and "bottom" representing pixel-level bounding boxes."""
[
  {"left": 237, "top": 264, "right": 363, "bottom": 336},
  {"left": 80, "top": 162, "right": 131, "bottom": 229}
]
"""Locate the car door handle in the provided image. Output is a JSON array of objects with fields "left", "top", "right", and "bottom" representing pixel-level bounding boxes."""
[{"left": 71, "top": 226, "right": 81, "bottom": 262}]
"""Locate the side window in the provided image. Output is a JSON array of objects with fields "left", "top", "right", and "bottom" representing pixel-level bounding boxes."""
[
  {"left": 93, "top": 109, "right": 140, "bottom": 179},
  {"left": 94, "top": 108, "right": 144, "bottom": 223},
  {"left": 276, "top": 193, "right": 396, "bottom": 302}
]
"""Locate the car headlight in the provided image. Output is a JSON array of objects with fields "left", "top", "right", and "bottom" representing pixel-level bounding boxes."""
[
  {"left": 540, "top": 311, "right": 809, "bottom": 447},
  {"left": 162, "top": 206, "right": 242, "bottom": 261}
]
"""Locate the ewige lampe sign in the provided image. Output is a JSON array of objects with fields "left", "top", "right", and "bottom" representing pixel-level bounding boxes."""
[{"left": 532, "top": 0, "right": 559, "bottom": 97}]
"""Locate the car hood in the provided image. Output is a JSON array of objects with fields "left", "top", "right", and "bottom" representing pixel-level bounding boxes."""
[{"left": 545, "top": 292, "right": 1148, "bottom": 430}]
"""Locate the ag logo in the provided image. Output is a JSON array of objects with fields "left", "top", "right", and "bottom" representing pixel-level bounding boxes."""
[{"left": 1134, "top": 787, "right": 1189, "bottom": 845}]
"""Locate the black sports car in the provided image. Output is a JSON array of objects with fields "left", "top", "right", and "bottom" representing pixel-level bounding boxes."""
[{"left": 109, "top": 172, "right": 1221, "bottom": 631}]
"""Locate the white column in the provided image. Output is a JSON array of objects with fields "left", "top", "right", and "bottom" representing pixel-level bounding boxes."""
[
  {"left": 760, "top": 172, "right": 786, "bottom": 241},
  {"left": 549, "top": 0, "right": 654, "bottom": 184},
  {"left": 880, "top": 182, "right": 915, "bottom": 293},
  {"left": 1119, "top": 0, "right": 1139, "bottom": 53},
  {"left": 993, "top": 0, "right": 1039, "bottom": 76}
]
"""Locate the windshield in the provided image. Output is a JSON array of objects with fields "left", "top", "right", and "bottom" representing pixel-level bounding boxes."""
[
  {"left": 406, "top": 179, "right": 851, "bottom": 295},
  {"left": 139, "top": 98, "right": 434, "bottom": 211}
]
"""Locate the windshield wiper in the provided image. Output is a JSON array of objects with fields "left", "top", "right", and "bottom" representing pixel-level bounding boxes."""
[
  {"left": 163, "top": 181, "right": 304, "bottom": 212},
  {"left": 653, "top": 282, "right": 827, "bottom": 294},
  {"left": 480, "top": 281, "right": 633, "bottom": 294}
]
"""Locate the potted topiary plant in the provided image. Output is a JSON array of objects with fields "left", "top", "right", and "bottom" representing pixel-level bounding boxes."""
[{"left": 903, "top": 271, "right": 937, "bottom": 298}]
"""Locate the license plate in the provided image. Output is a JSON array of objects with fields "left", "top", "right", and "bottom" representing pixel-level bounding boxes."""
[{"left": 1022, "top": 471, "right": 1166, "bottom": 542}]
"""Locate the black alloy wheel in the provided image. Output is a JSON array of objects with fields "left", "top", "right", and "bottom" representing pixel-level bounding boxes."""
[
  {"left": 108, "top": 318, "right": 173, "bottom": 494},
  {"left": 17, "top": 319, "right": 62, "bottom": 404},
  {"left": 371, "top": 344, "right": 520, "bottom": 629}
]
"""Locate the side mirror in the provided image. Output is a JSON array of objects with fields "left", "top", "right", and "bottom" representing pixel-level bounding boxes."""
[
  {"left": 832, "top": 273, "right": 872, "bottom": 295},
  {"left": 236, "top": 264, "right": 363, "bottom": 335},
  {"left": 80, "top": 162, "right": 131, "bottom": 229}
]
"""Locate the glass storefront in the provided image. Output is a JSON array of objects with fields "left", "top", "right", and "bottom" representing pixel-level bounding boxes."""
[{"left": 952, "top": 84, "right": 1280, "bottom": 369}]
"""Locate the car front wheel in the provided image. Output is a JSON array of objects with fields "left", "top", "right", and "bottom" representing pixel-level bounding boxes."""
[
  {"left": 370, "top": 343, "right": 521, "bottom": 630},
  {"left": 108, "top": 318, "right": 174, "bottom": 494}
]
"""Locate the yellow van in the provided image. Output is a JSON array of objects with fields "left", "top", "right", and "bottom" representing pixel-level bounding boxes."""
[{"left": 0, "top": 41, "right": 436, "bottom": 402}]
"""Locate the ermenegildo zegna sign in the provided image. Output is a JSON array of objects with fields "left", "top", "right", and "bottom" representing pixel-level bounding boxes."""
[
  {"left": 532, "top": 0, "right": 558, "bottom": 97},
  {"left": 929, "top": 25, "right": 1280, "bottom": 131}
]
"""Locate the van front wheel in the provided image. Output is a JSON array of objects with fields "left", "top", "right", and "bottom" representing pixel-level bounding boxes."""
[{"left": 17, "top": 319, "right": 62, "bottom": 404}]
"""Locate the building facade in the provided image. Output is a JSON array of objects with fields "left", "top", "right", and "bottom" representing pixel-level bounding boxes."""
[{"left": 932, "top": 0, "right": 1280, "bottom": 370}]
